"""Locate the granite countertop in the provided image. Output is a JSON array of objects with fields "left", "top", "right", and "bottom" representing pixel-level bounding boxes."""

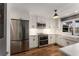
[
  {"left": 56, "top": 32, "right": 79, "bottom": 38},
  {"left": 60, "top": 34, "right": 79, "bottom": 38},
  {"left": 59, "top": 43, "right": 79, "bottom": 56}
]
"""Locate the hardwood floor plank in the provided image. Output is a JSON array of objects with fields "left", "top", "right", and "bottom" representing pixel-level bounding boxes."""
[{"left": 12, "top": 45, "right": 64, "bottom": 56}]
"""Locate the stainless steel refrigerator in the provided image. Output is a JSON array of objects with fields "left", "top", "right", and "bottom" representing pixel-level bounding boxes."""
[{"left": 11, "top": 19, "right": 29, "bottom": 55}]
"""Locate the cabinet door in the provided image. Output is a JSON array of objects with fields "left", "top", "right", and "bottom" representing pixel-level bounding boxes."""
[
  {"left": 29, "top": 36, "right": 34, "bottom": 48},
  {"left": 66, "top": 39, "right": 78, "bottom": 46},
  {"left": 56, "top": 35, "right": 67, "bottom": 46},
  {"left": 33, "top": 36, "right": 38, "bottom": 48},
  {"left": 75, "top": 38, "right": 79, "bottom": 42},
  {"left": 30, "top": 16, "right": 37, "bottom": 28},
  {"left": 29, "top": 35, "right": 38, "bottom": 48},
  {"left": 48, "top": 34, "right": 55, "bottom": 44}
]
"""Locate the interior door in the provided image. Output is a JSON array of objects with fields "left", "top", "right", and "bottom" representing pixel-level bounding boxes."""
[{"left": 0, "top": 3, "right": 6, "bottom": 56}]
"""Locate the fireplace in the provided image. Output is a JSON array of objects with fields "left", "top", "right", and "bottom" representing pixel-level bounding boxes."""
[{"left": 38, "top": 34, "right": 48, "bottom": 47}]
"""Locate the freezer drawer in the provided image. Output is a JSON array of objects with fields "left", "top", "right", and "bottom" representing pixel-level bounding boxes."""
[
  {"left": 11, "top": 41, "right": 22, "bottom": 54},
  {"left": 21, "top": 40, "right": 29, "bottom": 51},
  {"left": 66, "top": 39, "right": 78, "bottom": 46},
  {"left": 11, "top": 40, "right": 29, "bottom": 54}
]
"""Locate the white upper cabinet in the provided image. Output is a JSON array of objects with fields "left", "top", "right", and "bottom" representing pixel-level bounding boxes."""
[{"left": 29, "top": 15, "right": 37, "bottom": 28}]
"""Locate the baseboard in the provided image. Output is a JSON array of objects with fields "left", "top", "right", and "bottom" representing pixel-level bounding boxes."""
[
  {"left": 29, "top": 43, "right": 63, "bottom": 51},
  {"left": 53, "top": 43, "right": 63, "bottom": 47},
  {"left": 12, "top": 43, "right": 63, "bottom": 55},
  {"left": 29, "top": 44, "right": 53, "bottom": 50}
]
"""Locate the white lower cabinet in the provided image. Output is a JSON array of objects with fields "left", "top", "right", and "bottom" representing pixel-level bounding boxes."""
[
  {"left": 48, "top": 34, "right": 55, "bottom": 44},
  {"left": 29, "top": 35, "right": 38, "bottom": 49},
  {"left": 29, "top": 34, "right": 56, "bottom": 49},
  {"left": 29, "top": 36, "right": 34, "bottom": 48},
  {"left": 56, "top": 36, "right": 67, "bottom": 46},
  {"left": 66, "top": 40, "right": 76, "bottom": 46},
  {"left": 56, "top": 35, "right": 79, "bottom": 47},
  {"left": 33, "top": 36, "right": 38, "bottom": 48},
  {"left": 65, "top": 37, "right": 78, "bottom": 46},
  {"left": 29, "top": 35, "right": 79, "bottom": 49}
]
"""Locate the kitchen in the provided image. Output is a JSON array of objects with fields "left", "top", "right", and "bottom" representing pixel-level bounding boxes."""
[{"left": 7, "top": 3, "right": 79, "bottom": 56}]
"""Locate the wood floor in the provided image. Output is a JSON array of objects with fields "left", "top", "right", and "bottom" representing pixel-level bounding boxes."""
[{"left": 12, "top": 45, "right": 64, "bottom": 56}]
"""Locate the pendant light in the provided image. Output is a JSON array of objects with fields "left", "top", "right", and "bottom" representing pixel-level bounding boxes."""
[{"left": 53, "top": 9, "right": 59, "bottom": 19}]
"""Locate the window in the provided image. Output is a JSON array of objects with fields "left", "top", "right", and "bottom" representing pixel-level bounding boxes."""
[
  {"left": 63, "top": 25, "right": 68, "bottom": 32},
  {"left": 62, "top": 19, "right": 79, "bottom": 36},
  {"left": 75, "top": 20, "right": 79, "bottom": 36},
  {"left": 62, "top": 21, "right": 73, "bottom": 34}
]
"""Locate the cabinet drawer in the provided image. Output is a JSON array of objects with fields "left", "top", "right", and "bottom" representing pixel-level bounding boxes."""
[
  {"left": 66, "top": 39, "right": 77, "bottom": 46},
  {"left": 75, "top": 38, "right": 79, "bottom": 42}
]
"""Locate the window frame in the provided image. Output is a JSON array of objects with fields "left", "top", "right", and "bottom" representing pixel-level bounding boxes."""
[{"left": 62, "top": 18, "right": 79, "bottom": 36}]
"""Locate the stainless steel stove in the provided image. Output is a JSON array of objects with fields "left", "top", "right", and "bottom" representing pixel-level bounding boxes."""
[{"left": 38, "top": 34, "right": 48, "bottom": 47}]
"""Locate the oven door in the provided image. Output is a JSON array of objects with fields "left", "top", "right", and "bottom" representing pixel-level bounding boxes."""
[{"left": 38, "top": 35, "right": 48, "bottom": 47}]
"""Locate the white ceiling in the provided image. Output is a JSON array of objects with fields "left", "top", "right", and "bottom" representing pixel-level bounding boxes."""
[{"left": 8, "top": 3, "right": 79, "bottom": 18}]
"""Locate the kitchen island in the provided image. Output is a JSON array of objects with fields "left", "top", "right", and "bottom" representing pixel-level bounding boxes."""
[{"left": 60, "top": 43, "right": 79, "bottom": 56}]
